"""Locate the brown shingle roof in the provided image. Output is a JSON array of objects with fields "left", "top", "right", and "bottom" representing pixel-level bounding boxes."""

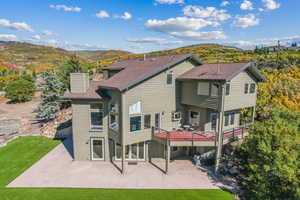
[
  {"left": 177, "top": 62, "right": 251, "bottom": 81},
  {"left": 63, "top": 81, "right": 103, "bottom": 99},
  {"left": 100, "top": 54, "right": 200, "bottom": 91}
]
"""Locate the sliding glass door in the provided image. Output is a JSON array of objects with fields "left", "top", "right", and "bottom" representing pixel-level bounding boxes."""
[{"left": 115, "top": 142, "right": 145, "bottom": 161}]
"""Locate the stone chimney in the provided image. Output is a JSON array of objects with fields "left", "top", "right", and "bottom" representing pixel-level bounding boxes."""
[{"left": 70, "top": 73, "right": 90, "bottom": 93}]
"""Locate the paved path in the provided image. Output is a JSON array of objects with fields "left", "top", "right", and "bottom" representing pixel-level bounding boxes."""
[{"left": 7, "top": 138, "right": 220, "bottom": 189}]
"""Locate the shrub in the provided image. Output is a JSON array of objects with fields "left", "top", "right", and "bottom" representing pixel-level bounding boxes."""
[
  {"left": 240, "top": 107, "right": 300, "bottom": 200},
  {"left": 5, "top": 79, "right": 35, "bottom": 102}
]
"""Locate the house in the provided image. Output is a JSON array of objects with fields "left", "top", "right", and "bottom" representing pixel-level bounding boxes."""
[{"left": 64, "top": 53, "right": 266, "bottom": 173}]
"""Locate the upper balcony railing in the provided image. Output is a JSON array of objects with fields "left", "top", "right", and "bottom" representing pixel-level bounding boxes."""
[{"left": 152, "top": 124, "right": 249, "bottom": 145}]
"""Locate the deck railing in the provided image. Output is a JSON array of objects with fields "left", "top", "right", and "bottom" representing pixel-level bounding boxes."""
[{"left": 152, "top": 124, "right": 249, "bottom": 143}]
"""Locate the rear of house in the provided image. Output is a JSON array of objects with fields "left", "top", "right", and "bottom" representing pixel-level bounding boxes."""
[{"left": 64, "top": 53, "right": 265, "bottom": 172}]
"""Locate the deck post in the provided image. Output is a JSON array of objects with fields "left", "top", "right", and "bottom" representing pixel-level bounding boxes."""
[
  {"left": 215, "top": 83, "right": 225, "bottom": 173},
  {"left": 165, "top": 142, "right": 170, "bottom": 174},
  {"left": 252, "top": 106, "right": 256, "bottom": 124}
]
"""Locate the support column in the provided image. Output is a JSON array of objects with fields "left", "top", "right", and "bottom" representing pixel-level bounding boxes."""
[
  {"left": 165, "top": 143, "right": 170, "bottom": 174},
  {"left": 252, "top": 106, "right": 256, "bottom": 123},
  {"left": 215, "top": 83, "right": 225, "bottom": 173},
  {"left": 121, "top": 143, "right": 125, "bottom": 174}
]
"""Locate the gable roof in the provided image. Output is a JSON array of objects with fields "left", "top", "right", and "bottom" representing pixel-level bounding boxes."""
[
  {"left": 99, "top": 53, "right": 202, "bottom": 91},
  {"left": 177, "top": 62, "right": 266, "bottom": 82}
]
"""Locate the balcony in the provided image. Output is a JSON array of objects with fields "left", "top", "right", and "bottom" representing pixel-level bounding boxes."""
[{"left": 152, "top": 125, "right": 248, "bottom": 147}]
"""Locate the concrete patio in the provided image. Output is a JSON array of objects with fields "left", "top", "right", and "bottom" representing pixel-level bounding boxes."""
[{"left": 7, "top": 138, "right": 220, "bottom": 189}]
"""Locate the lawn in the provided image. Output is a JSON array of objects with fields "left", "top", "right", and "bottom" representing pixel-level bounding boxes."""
[{"left": 0, "top": 136, "right": 235, "bottom": 200}]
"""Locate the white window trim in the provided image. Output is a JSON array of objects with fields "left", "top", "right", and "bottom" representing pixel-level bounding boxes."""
[
  {"left": 89, "top": 103, "right": 104, "bottom": 131},
  {"left": 90, "top": 137, "right": 105, "bottom": 161}
]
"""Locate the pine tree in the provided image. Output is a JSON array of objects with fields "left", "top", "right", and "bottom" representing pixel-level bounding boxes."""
[{"left": 36, "top": 71, "right": 64, "bottom": 121}]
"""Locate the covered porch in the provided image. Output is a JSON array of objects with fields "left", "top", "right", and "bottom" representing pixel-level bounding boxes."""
[{"left": 151, "top": 125, "right": 248, "bottom": 174}]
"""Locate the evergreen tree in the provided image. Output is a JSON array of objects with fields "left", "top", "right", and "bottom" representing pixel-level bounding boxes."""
[
  {"left": 36, "top": 71, "right": 64, "bottom": 121},
  {"left": 57, "top": 56, "right": 88, "bottom": 90}
]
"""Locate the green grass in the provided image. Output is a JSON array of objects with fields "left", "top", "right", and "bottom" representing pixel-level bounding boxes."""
[{"left": 0, "top": 136, "right": 234, "bottom": 200}]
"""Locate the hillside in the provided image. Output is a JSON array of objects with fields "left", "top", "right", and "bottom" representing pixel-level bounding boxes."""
[
  {"left": 0, "top": 41, "right": 131, "bottom": 70},
  {"left": 71, "top": 50, "right": 131, "bottom": 61}
]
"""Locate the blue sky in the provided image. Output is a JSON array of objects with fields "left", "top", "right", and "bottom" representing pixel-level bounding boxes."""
[{"left": 0, "top": 0, "right": 299, "bottom": 53}]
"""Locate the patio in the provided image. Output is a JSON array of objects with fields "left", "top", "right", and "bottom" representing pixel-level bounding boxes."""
[{"left": 7, "top": 137, "right": 220, "bottom": 189}]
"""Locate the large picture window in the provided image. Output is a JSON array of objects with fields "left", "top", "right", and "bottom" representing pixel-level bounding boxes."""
[
  {"left": 90, "top": 103, "right": 103, "bottom": 130},
  {"left": 130, "top": 116, "right": 141, "bottom": 132}
]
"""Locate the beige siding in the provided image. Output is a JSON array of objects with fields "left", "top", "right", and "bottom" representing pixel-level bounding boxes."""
[
  {"left": 72, "top": 100, "right": 110, "bottom": 161},
  {"left": 224, "top": 71, "right": 257, "bottom": 111},
  {"left": 181, "top": 81, "right": 220, "bottom": 110},
  {"left": 122, "top": 60, "right": 196, "bottom": 145}
]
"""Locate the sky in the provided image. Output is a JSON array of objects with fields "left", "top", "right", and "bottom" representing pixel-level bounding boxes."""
[{"left": 0, "top": 0, "right": 299, "bottom": 53}]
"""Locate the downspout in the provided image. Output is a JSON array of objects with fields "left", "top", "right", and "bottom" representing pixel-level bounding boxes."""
[{"left": 215, "top": 82, "right": 225, "bottom": 173}]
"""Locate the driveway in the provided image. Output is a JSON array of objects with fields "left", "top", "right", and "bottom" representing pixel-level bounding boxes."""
[{"left": 7, "top": 138, "right": 220, "bottom": 189}]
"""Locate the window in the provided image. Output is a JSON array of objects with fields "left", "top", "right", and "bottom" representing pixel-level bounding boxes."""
[
  {"left": 224, "top": 114, "right": 229, "bottom": 126},
  {"left": 244, "top": 83, "right": 249, "bottom": 94},
  {"left": 166, "top": 71, "right": 173, "bottom": 85},
  {"left": 189, "top": 111, "right": 200, "bottom": 126},
  {"left": 210, "top": 83, "right": 219, "bottom": 97},
  {"left": 172, "top": 147, "right": 178, "bottom": 151},
  {"left": 197, "top": 82, "right": 210, "bottom": 95},
  {"left": 224, "top": 113, "right": 235, "bottom": 126},
  {"left": 109, "top": 104, "right": 118, "bottom": 131},
  {"left": 225, "top": 83, "right": 230, "bottom": 95},
  {"left": 130, "top": 116, "right": 141, "bottom": 132},
  {"left": 230, "top": 113, "right": 235, "bottom": 125},
  {"left": 211, "top": 113, "right": 217, "bottom": 130},
  {"left": 129, "top": 101, "right": 142, "bottom": 115},
  {"left": 90, "top": 103, "right": 103, "bottom": 130},
  {"left": 144, "top": 114, "right": 151, "bottom": 129},
  {"left": 250, "top": 83, "right": 256, "bottom": 94}
]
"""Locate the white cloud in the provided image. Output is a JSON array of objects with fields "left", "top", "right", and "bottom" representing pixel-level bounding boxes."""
[
  {"left": 240, "top": 0, "right": 254, "bottom": 10},
  {"left": 145, "top": 17, "right": 219, "bottom": 33},
  {"left": 127, "top": 37, "right": 183, "bottom": 45},
  {"left": 49, "top": 5, "right": 81, "bottom": 12},
  {"left": 232, "top": 14, "right": 260, "bottom": 28},
  {"left": 120, "top": 12, "right": 132, "bottom": 20},
  {"left": 221, "top": 1, "right": 230, "bottom": 7},
  {"left": 0, "top": 34, "right": 18, "bottom": 41},
  {"left": 168, "top": 31, "right": 226, "bottom": 41},
  {"left": 155, "top": 0, "right": 184, "bottom": 4},
  {"left": 183, "top": 6, "right": 231, "bottom": 21},
  {"left": 32, "top": 35, "right": 41, "bottom": 40},
  {"left": 262, "top": 0, "right": 280, "bottom": 10},
  {"left": 0, "top": 19, "right": 34, "bottom": 32},
  {"left": 145, "top": 17, "right": 225, "bottom": 41},
  {"left": 42, "top": 30, "right": 56, "bottom": 36},
  {"left": 96, "top": 10, "right": 110, "bottom": 18}
]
